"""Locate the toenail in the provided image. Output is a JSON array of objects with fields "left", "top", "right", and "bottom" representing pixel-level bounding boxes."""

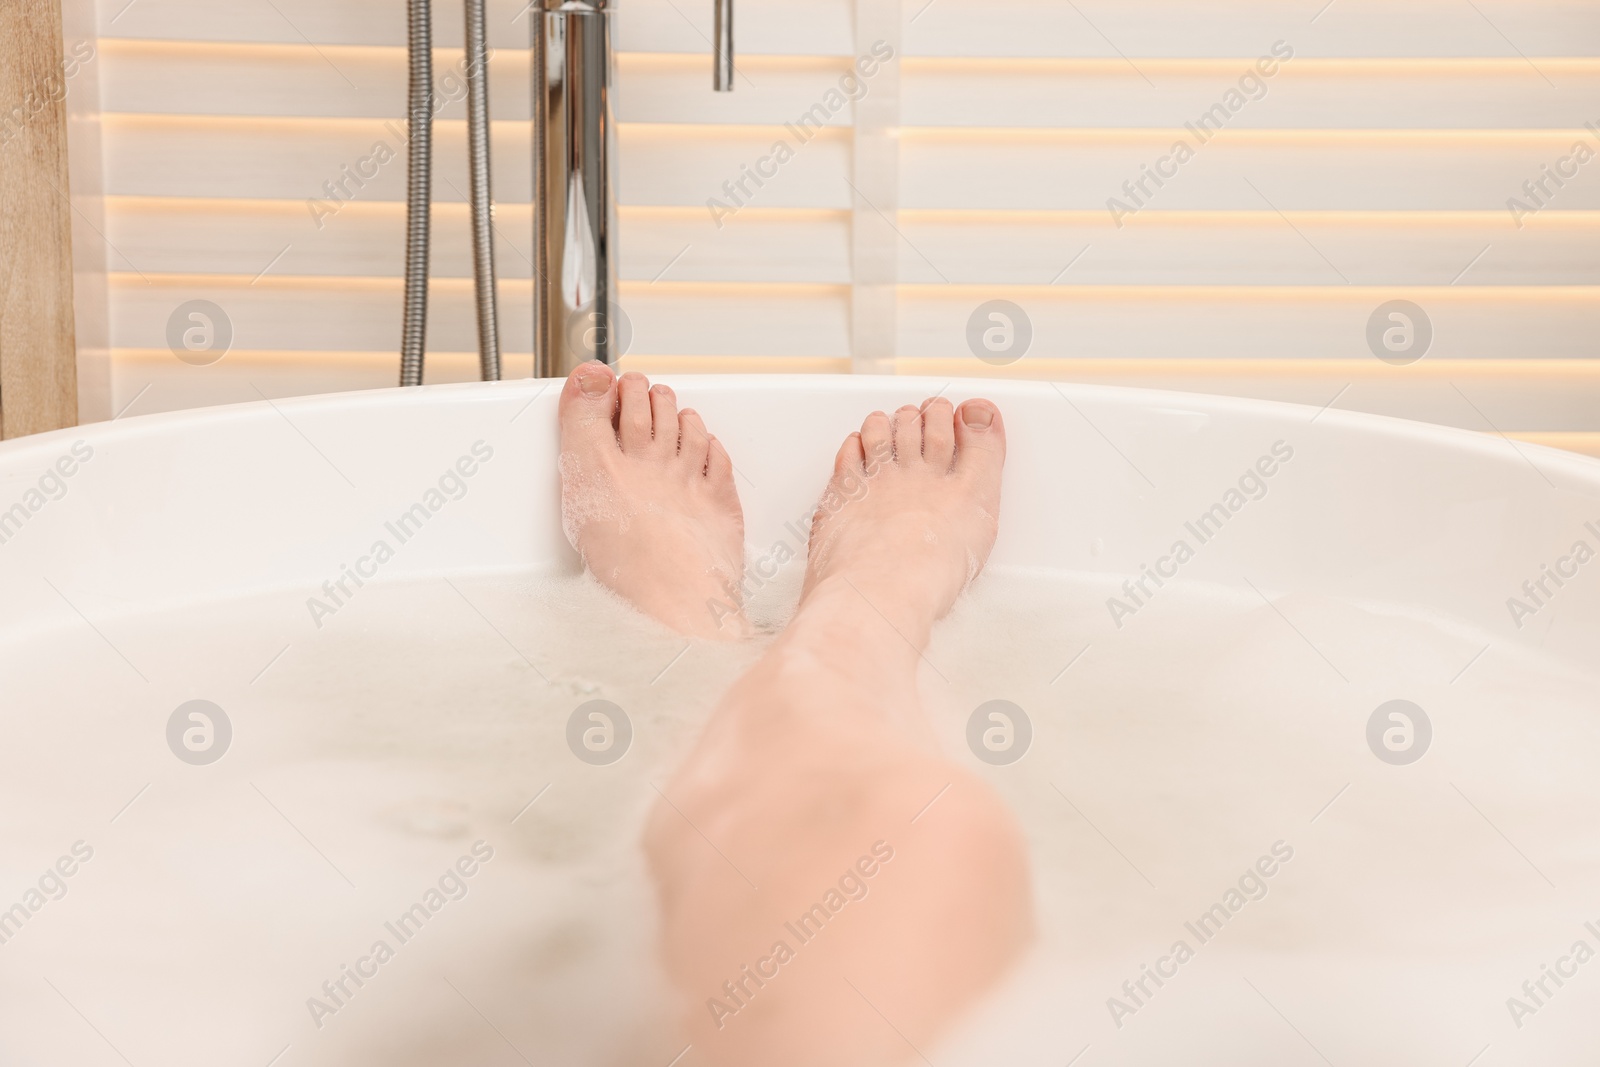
[
  {"left": 621, "top": 371, "right": 645, "bottom": 382},
  {"left": 962, "top": 404, "right": 994, "bottom": 428},
  {"left": 577, "top": 369, "right": 610, "bottom": 396}
]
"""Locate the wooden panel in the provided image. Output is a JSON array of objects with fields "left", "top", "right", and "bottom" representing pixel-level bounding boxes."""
[
  {"left": 1, "top": 0, "right": 79, "bottom": 439},
  {"left": 904, "top": 0, "right": 1600, "bottom": 59},
  {"left": 61, "top": 0, "right": 110, "bottom": 424}
]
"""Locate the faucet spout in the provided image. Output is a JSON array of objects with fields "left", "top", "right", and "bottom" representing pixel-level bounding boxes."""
[
  {"left": 532, "top": 0, "right": 733, "bottom": 378},
  {"left": 533, "top": 0, "right": 618, "bottom": 377}
]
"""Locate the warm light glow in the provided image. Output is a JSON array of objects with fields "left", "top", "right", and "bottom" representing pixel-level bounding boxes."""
[
  {"left": 899, "top": 284, "right": 1600, "bottom": 303},
  {"left": 99, "top": 113, "right": 1593, "bottom": 147},
  {"left": 112, "top": 348, "right": 485, "bottom": 364},
  {"left": 97, "top": 40, "right": 1599, "bottom": 79},
  {"left": 109, "top": 273, "right": 849, "bottom": 299},
  {"left": 899, "top": 127, "right": 1598, "bottom": 144},
  {"left": 1509, "top": 432, "right": 1600, "bottom": 458},
  {"left": 892, "top": 358, "right": 1600, "bottom": 380},
  {"left": 101, "top": 113, "right": 515, "bottom": 131},
  {"left": 102, "top": 196, "right": 848, "bottom": 225},
  {"left": 620, "top": 355, "right": 852, "bottom": 374},
  {"left": 903, "top": 56, "right": 1600, "bottom": 77},
  {"left": 99, "top": 197, "right": 1600, "bottom": 232},
  {"left": 895, "top": 208, "right": 1600, "bottom": 230},
  {"left": 98, "top": 39, "right": 857, "bottom": 72}
]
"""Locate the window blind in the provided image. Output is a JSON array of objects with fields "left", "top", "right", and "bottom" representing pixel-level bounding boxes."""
[{"left": 85, "top": 0, "right": 1600, "bottom": 456}]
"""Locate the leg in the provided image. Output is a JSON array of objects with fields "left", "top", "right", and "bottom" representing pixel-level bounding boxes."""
[{"left": 645, "top": 398, "right": 1033, "bottom": 1067}]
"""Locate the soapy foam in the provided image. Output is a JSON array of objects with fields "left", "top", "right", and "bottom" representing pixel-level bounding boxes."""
[
  {"left": 557, "top": 449, "right": 635, "bottom": 553},
  {"left": 0, "top": 567, "right": 1597, "bottom": 1066}
]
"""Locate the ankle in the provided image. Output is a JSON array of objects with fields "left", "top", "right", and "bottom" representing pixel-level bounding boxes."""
[
  {"left": 807, "top": 537, "right": 966, "bottom": 623},
  {"left": 798, "top": 572, "right": 942, "bottom": 653},
  {"left": 662, "top": 572, "right": 752, "bottom": 642}
]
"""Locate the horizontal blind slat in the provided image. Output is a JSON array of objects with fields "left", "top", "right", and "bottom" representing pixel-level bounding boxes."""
[
  {"left": 905, "top": 0, "right": 1600, "bottom": 59},
  {"left": 110, "top": 275, "right": 850, "bottom": 355}
]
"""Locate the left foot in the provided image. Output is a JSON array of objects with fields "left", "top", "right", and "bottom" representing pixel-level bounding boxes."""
[{"left": 557, "top": 364, "right": 748, "bottom": 639}]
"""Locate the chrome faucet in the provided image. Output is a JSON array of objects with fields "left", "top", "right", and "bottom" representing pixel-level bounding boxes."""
[{"left": 533, "top": 0, "right": 733, "bottom": 378}]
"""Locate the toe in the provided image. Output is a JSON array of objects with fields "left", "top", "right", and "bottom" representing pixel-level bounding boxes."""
[
  {"left": 860, "top": 411, "right": 893, "bottom": 473},
  {"left": 559, "top": 361, "right": 619, "bottom": 452},
  {"left": 706, "top": 435, "right": 736, "bottom": 493},
  {"left": 822, "top": 433, "right": 868, "bottom": 518},
  {"left": 953, "top": 399, "right": 1006, "bottom": 482},
  {"left": 679, "top": 408, "right": 712, "bottom": 475},
  {"left": 921, "top": 397, "right": 956, "bottom": 472},
  {"left": 833, "top": 431, "right": 865, "bottom": 476},
  {"left": 648, "top": 384, "right": 679, "bottom": 456},
  {"left": 892, "top": 405, "right": 923, "bottom": 466},
  {"left": 617, "top": 372, "right": 655, "bottom": 453},
  {"left": 704, "top": 435, "right": 743, "bottom": 537}
]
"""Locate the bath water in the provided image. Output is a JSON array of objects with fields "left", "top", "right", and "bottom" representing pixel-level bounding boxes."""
[{"left": 1, "top": 565, "right": 1596, "bottom": 1066}]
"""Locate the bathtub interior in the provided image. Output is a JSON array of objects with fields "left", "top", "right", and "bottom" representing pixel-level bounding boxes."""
[{"left": 1, "top": 376, "right": 1598, "bottom": 1066}]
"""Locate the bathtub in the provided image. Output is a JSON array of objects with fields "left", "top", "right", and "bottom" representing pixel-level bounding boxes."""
[{"left": 1, "top": 376, "right": 1597, "bottom": 1066}]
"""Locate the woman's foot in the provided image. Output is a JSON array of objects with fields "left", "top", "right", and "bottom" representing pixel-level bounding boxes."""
[
  {"left": 803, "top": 397, "right": 1005, "bottom": 644},
  {"left": 557, "top": 363, "right": 747, "bottom": 639}
]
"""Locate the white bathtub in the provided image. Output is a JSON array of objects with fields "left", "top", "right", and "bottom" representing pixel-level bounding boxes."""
[{"left": 1, "top": 376, "right": 1597, "bottom": 1066}]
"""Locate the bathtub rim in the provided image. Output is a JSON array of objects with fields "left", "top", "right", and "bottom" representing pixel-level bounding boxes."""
[{"left": 3, "top": 374, "right": 1599, "bottom": 488}]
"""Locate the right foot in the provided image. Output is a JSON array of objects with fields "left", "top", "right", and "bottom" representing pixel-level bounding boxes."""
[
  {"left": 557, "top": 364, "right": 748, "bottom": 639},
  {"left": 803, "top": 397, "right": 1006, "bottom": 640}
]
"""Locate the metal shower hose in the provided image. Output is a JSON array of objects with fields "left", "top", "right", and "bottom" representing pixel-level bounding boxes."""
[{"left": 401, "top": 0, "right": 501, "bottom": 386}]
